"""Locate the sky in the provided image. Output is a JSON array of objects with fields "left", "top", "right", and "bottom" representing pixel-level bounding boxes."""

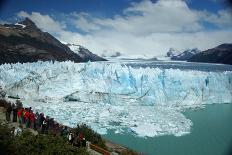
[{"left": 0, "top": 0, "right": 232, "bottom": 57}]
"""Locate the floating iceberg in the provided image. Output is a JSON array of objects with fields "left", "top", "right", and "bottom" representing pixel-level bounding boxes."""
[{"left": 0, "top": 61, "right": 231, "bottom": 137}]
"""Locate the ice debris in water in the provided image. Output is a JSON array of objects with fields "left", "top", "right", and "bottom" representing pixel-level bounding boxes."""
[{"left": 0, "top": 61, "right": 231, "bottom": 137}]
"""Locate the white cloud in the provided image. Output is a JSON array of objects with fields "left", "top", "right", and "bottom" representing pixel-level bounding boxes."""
[
  {"left": 199, "top": 9, "right": 232, "bottom": 27},
  {"left": 17, "top": 11, "right": 66, "bottom": 33},
  {"left": 56, "top": 27, "right": 232, "bottom": 57},
  {"left": 91, "top": 0, "right": 202, "bottom": 35},
  {"left": 16, "top": 0, "right": 232, "bottom": 57},
  {"left": 70, "top": 12, "right": 100, "bottom": 32}
]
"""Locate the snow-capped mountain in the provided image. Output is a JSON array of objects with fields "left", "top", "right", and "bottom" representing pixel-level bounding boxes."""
[
  {"left": 166, "top": 48, "right": 201, "bottom": 61},
  {"left": 67, "top": 44, "right": 106, "bottom": 62},
  {"left": 189, "top": 44, "right": 232, "bottom": 65},
  {"left": 166, "top": 48, "right": 180, "bottom": 57},
  {"left": 0, "top": 18, "right": 106, "bottom": 64}
]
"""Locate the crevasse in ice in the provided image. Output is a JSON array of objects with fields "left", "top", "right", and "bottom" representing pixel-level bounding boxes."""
[{"left": 0, "top": 61, "right": 231, "bottom": 137}]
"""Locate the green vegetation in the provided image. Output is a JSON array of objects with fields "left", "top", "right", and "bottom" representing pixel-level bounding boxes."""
[
  {"left": 76, "top": 124, "right": 106, "bottom": 149},
  {"left": 0, "top": 124, "right": 89, "bottom": 155},
  {"left": 0, "top": 124, "right": 15, "bottom": 155},
  {"left": 75, "top": 124, "right": 139, "bottom": 155}
]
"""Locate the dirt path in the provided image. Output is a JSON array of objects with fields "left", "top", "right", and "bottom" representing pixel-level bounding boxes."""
[{"left": 104, "top": 139, "right": 128, "bottom": 153}]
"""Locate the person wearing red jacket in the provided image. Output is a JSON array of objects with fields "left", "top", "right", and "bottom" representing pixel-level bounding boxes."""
[
  {"left": 24, "top": 109, "right": 30, "bottom": 128},
  {"left": 29, "top": 111, "right": 36, "bottom": 129},
  {"left": 17, "top": 108, "right": 23, "bottom": 124}
]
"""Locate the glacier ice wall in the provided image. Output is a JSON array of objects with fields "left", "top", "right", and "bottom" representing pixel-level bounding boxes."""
[{"left": 0, "top": 61, "right": 231, "bottom": 137}]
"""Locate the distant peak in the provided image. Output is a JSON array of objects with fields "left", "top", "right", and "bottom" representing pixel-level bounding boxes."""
[{"left": 18, "top": 18, "right": 38, "bottom": 29}]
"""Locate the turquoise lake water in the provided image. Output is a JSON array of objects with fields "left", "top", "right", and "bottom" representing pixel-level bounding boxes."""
[{"left": 103, "top": 103, "right": 232, "bottom": 155}]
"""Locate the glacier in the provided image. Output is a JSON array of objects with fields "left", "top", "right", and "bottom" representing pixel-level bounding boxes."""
[{"left": 0, "top": 61, "right": 231, "bottom": 137}]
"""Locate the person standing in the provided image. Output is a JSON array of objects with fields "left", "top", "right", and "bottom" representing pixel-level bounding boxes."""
[
  {"left": 29, "top": 110, "right": 36, "bottom": 129},
  {"left": 53, "top": 122, "right": 60, "bottom": 136},
  {"left": 39, "top": 113, "right": 45, "bottom": 128},
  {"left": 68, "top": 131, "right": 74, "bottom": 144},
  {"left": 41, "top": 119, "right": 48, "bottom": 134},
  {"left": 35, "top": 112, "right": 40, "bottom": 130},
  {"left": 17, "top": 108, "right": 23, "bottom": 124},
  {"left": 82, "top": 138, "right": 86, "bottom": 147},
  {"left": 78, "top": 132, "right": 84, "bottom": 142},
  {"left": 22, "top": 108, "right": 26, "bottom": 123},
  {"left": 6, "top": 104, "right": 12, "bottom": 121},
  {"left": 45, "top": 116, "right": 50, "bottom": 131},
  {"left": 12, "top": 104, "right": 18, "bottom": 122},
  {"left": 24, "top": 109, "right": 30, "bottom": 128},
  {"left": 73, "top": 133, "right": 80, "bottom": 147},
  {"left": 62, "top": 126, "right": 69, "bottom": 139}
]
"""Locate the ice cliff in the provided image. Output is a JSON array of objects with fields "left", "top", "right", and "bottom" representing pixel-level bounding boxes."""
[{"left": 0, "top": 61, "right": 231, "bottom": 137}]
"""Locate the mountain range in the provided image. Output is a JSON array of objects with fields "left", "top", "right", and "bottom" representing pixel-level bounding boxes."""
[
  {"left": 166, "top": 44, "right": 232, "bottom": 65},
  {"left": 166, "top": 48, "right": 201, "bottom": 61},
  {"left": 188, "top": 44, "right": 232, "bottom": 65},
  {"left": 0, "top": 18, "right": 106, "bottom": 65},
  {"left": 0, "top": 18, "right": 231, "bottom": 65}
]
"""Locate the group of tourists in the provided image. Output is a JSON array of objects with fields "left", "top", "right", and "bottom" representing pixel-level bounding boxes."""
[{"left": 1, "top": 99, "right": 86, "bottom": 147}]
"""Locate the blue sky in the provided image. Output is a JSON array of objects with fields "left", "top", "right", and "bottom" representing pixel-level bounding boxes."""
[
  {"left": 0, "top": 0, "right": 229, "bottom": 15},
  {"left": 1, "top": 0, "right": 144, "bottom": 23},
  {"left": 0, "top": 0, "right": 232, "bottom": 57},
  {"left": 0, "top": 0, "right": 229, "bottom": 22}
]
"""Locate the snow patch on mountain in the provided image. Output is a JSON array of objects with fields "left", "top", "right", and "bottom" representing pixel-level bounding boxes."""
[
  {"left": 67, "top": 44, "right": 81, "bottom": 53},
  {"left": 14, "top": 23, "right": 26, "bottom": 28},
  {"left": 166, "top": 48, "right": 181, "bottom": 57},
  {"left": 67, "top": 43, "right": 106, "bottom": 61},
  {"left": 166, "top": 48, "right": 201, "bottom": 61},
  {"left": 67, "top": 44, "right": 84, "bottom": 58}
]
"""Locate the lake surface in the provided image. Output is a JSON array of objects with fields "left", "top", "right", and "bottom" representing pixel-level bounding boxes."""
[
  {"left": 103, "top": 103, "right": 232, "bottom": 155},
  {"left": 126, "top": 60, "right": 232, "bottom": 72}
]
